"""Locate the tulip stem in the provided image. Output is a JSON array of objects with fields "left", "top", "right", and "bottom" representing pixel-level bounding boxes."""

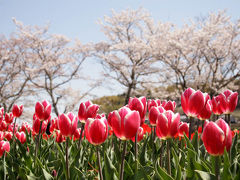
[
  {"left": 167, "top": 139, "right": 171, "bottom": 176},
  {"left": 134, "top": 132, "right": 138, "bottom": 161},
  {"left": 3, "top": 152, "right": 6, "bottom": 180},
  {"left": 215, "top": 156, "right": 220, "bottom": 180},
  {"left": 188, "top": 117, "right": 194, "bottom": 139},
  {"left": 78, "top": 123, "right": 85, "bottom": 149},
  {"left": 227, "top": 114, "right": 231, "bottom": 127},
  {"left": 196, "top": 119, "right": 200, "bottom": 131},
  {"left": 120, "top": 140, "right": 127, "bottom": 180},
  {"left": 35, "top": 121, "right": 43, "bottom": 167},
  {"left": 96, "top": 146, "right": 103, "bottom": 180},
  {"left": 66, "top": 137, "right": 70, "bottom": 180},
  {"left": 12, "top": 117, "right": 17, "bottom": 154}
]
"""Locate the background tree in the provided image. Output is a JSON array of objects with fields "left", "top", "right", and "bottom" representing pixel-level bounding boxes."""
[{"left": 94, "top": 8, "right": 165, "bottom": 104}]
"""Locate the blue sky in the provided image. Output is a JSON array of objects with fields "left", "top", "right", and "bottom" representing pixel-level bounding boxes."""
[{"left": 1, "top": 0, "right": 240, "bottom": 98}]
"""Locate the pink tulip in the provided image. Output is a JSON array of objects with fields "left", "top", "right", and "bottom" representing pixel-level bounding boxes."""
[
  {"left": 211, "top": 96, "right": 223, "bottom": 115},
  {"left": 0, "top": 140, "right": 10, "bottom": 157},
  {"left": 218, "top": 90, "right": 238, "bottom": 114},
  {"left": 12, "top": 104, "right": 23, "bottom": 118},
  {"left": 0, "top": 131, "right": 4, "bottom": 141},
  {"left": 202, "top": 118, "right": 232, "bottom": 156},
  {"left": 73, "top": 128, "right": 84, "bottom": 141},
  {"left": 110, "top": 106, "right": 141, "bottom": 140},
  {"left": 156, "top": 110, "right": 180, "bottom": 139},
  {"left": 161, "top": 100, "right": 176, "bottom": 112},
  {"left": 0, "top": 121, "right": 7, "bottom": 131},
  {"left": 35, "top": 100, "right": 52, "bottom": 121},
  {"left": 0, "top": 107, "right": 4, "bottom": 124},
  {"left": 131, "top": 127, "right": 144, "bottom": 142},
  {"left": 16, "top": 131, "right": 26, "bottom": 144},
  {"left": 148, "top": 106, "right": 165, "bottom": 126},
  {"left": 32, "top": 114, "right": 48, "bottom": 134},
  {"left": 55, "top": 130, "right": 65, "bottom": 143},
  {"left": 128, "top": 96, "right": 147, "bottom": 125},
  {"left": 4, "top": 132, "right": 12, "bottom": 141},
  {"left": 147, "top": 99, "right": 161, "bottom": 111},
  {"left": 58, "top": 112, "right": 78, "bottom": 137},
  {"left": 78, "top": 100, "right": 99, "bottom": 123},
  {"left": 5, "top": 112, "right": 14, "bottom": 124},
  {"left": 19, "top": 122, "right": 31, "bottom": 134},
  {"left": 181, "top": 88, "right": 207, "bottom": 117},
  {"left": 85, "top": 115, "right": 108, "bottom": 145},
  {"left": 178, "top": 122, "right": 189, "bottom": 137},
  {"left": 198, "top": 99, "right": 212, "bottom": 120}
]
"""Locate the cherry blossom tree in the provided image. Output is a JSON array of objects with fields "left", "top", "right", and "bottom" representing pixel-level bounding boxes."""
[
  {"left": 13, "top": 19, "right": 93, "bottom": 116},
  {"left": 94, "top": 8, "right": 164, "bottom": 104}
]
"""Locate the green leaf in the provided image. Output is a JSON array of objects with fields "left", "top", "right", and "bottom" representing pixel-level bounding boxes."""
[
  {"left": 140, "top": 135, "right": 149, "bottom": 166},
  {"left": 171, "top": 148, "right": 182, "bottom": 180},
  {"left": 194, "top": 170, "right": 215, "bottom": 180},
  {"left": 191, "top": 132, "right": 199, "bottom": 153},
  {"left": 56, "top": 143, "right": 67, "bottom": 179},
  {"left": 231, "top": 133, "right": 238, "bottom": 164},
  {"left": 103, "top": 151, "right": 118, "bottom": 180},
  {"left": 183, "top": 134, "right": 194, "bottom": 150},
  {"left": 222, "top": 149, "right": 232, "bottom": 180},
  {"left": 42, "top": 169, "right": 53, "bottom": 180},
  {"left": 155, "top": 161, "right": 174, "bottom": 180}
]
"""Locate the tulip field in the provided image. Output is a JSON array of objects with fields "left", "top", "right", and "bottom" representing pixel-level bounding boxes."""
[{"left": 0, "top": 88, "right": 240, "bottom": 180}]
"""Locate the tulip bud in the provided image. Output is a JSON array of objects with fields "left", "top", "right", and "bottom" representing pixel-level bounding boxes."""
[
  {"left": 128, "top": 96, "right": 147, "bottom": 125},
  {"left": 85, "top": 116, "right": 108, "bottom": 145},
  {"left": 218, "top": 90, "right": 238, "bottom": 114},
  {"left": 35, "top": 100, "right": 51, "bottom": 121},
  {"left": 131, "top": 127, "right": 144, "bottom": 142},
  {"left": 78, "top": 101, "right": 99, "bottom": 123},
  {"left": 5, "top": 112, "right": 14, "bottom": 124},
  {"left": 12, "top": 104, "right": 23, "bottom": 118},
  {"left": 156, "top": 110, "right": 180, "bottom": 139},
  {"left": 202, "top": 118, "right": 232, "bottom": 156},
  {"left": 0, "top": 140, "right": 10, "bottom": 157},
  {"left": 161, "top": 100, "right": 176, "bottom": 112},
  {"left": 16, "top": 131, "right": 26, "bottom": 144},
  {"left": 58, "top": 112, "right": 78, "bottom": 137},
  {"left": 148, "top": 106, "right": 165, "bottom": 126},
  {"left": 110, "top": 106, "right": 140, "bottom": 140},
  {"left": 178, "top": 122, "right": 189, "bottom": 137}
]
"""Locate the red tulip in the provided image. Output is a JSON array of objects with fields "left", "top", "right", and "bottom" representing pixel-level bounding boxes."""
[
  {"left": 161, "top": 100, "right": 176, "bottom": 112},
  {"left": 49, "top": 117, "right": 59, "bottom": 133},
  {"left": 131, "top": 127, "right": 144, "bottom": 142},
  {"left": 4, "top": 132, "right": 12, "bottom": 141},
  {"left": 16, "top": 131, "right": 26, "bottom": 144},
  {"left": 181, "top": 88, "right": 207, "bottom": 117},
  {"left": 211, "top": 96, "right": 223, "bottom": 115},
  {"left": 0, "top": 131, "right": 4, "bottom": 141},
  {"left": 19, "top": 122, "right": 31, "bottom": 134},
  {"left": 110, "top": 106, "right": 140, "bottom": 140},
  {"left": 78, "top": 100, "right": 99, "bottom": 123},
  {"left": 73, "top": 128, "right": 84, "bottom": 141},
  {"left": 218, "top": 90, "right": 238, "bottom": 114},
  {"left": 0, "top": 121, "right": 7, "bottom": 131},
  {"left": 142, "top": 123, "right": 151, "bottom": 134},
  {"left": 35, "top": 100, "right": 51, "bottom": 121},
  {"left": 55, "top": 130, "right": 65, "bottom": 143},
  {"left": 7, "top": 123, "right": 18, "bottom": 133},
  {"left": 0, "top": 140, "right": 10, "bottom": 157},
  {"left": 201, "top": 118, "right": 232, "bottom": 156},
  {"left": 85, "top": 115, "right": 108, "bottom": 145},
  {"left": 148, "top": 106, "right": 165, "bottom": 126},
  {"left": 198, "top": 98, "right": 212, "bottom": 120},
  {"left": 128, "top": 96, "right": 147, "bottom": 125},
  {"left": 0, "top": 107, "right": 4, "bottom": 124},
  {"left": 156, "top": 110, "right": 180, "bottom": 139},
  {"left": 5, "top": 112, "right": 14, "bottom": 124},
  {"left": 147, "top": 99, "right": 161, "bottom": 111},
  {"left": 58, "top": 112, "right": 78, "bottom": 137},
  {"left": 32, "top": 114, "right": 48, "bottom": 134},
  {"left": 12, "top": 104, "right": 23, "bottom": 118},
  {"left": 178, "top": 122, "right": 189, "bottom": 137}
]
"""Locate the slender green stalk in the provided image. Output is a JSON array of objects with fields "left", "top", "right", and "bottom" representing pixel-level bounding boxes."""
[
  {"left": 35, "top": 121, "right": 43, "bottom": 167},
  {"left": 202, "top": 120, "right": 204, "bottom": 132},
  {"left": 3, "top": 152, "right": 6, "bottom": 180},
  {"left": 215, "top": 156, "right": 220, "bottom": 180},
  {"left": 227, "top": 114, "right": 231, "bottom": 127},
  {"left": 120, "top": 141, "right": 127, "bottom": 180},
  {"left": 96, "top": 146, "right": 103, "bottom": 180},
  {"left": 196, "top": 119, "right": 200, "bottom": 131},
  {"left": 78, "top": 123, "right": 85, "bottom": 149},
  {"left": 188, "top": 117, "right": 194, "bottom": 139},
  {"left": 12, "top": 117, "right": 17, "bottom": 153},
  {"left": 167, "top": 139, "right": 171, "bottom": 176},
  {"left": 159, "top": 140, "right": 163, "bottom": 167},
  {"left": 134, "top": 132, "right": 138, "bottom": 161},
  {"left": 66, "top": 138, "right": 70, "bottom": 180}
]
